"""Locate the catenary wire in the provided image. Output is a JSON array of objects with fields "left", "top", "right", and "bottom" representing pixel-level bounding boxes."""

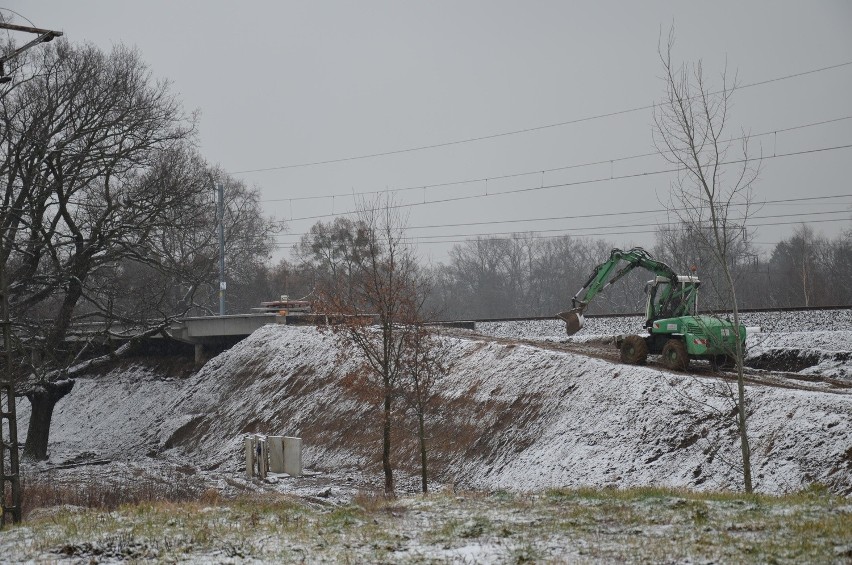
[
  {"left": 0, "top": 8, "right": 39, "bottom": 28},
  {"left": 231, "top": 60, "right": 852, "bottom": 175},
  {"left": 275, "top": 193, "right": 852, "bottom": 239},
  {"left": 400, "top": 209, "right": 849, "bottom": 241},
  {"left": 273, "top": 142, "right": 852, "bottom": 224},
  {"left": 272, "top": 217, "right": 850, "bottom": 249},
  {"left": 259, "top": 115, "right": 852, "bottom": 204},
  {"left": 276, "top": 209, "right": 849, "bottom": 244}
]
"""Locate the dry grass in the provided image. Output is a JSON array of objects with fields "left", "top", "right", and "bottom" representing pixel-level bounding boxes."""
[
  {"left": 20, "top": 469, "right": 202, "bottom": 518},
  {"left": 2, "top": 485, "right": 849, "bottom": 563}
]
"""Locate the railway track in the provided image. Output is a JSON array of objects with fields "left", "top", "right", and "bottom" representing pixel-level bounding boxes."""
[
  {"left": 438, "top": 304, "right": 852, "bottom": 325},
  {"left": 452, "top": 331, "right": 852, "bottom": 395}
]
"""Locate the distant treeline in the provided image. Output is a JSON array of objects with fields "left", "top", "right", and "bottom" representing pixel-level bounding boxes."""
[{"left": 241, "top": 219, "right": 851, "bottom": 320}]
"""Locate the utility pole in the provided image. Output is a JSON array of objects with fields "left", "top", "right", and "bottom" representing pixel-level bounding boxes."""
[
  {"left": 0, "top": 18, "right": 64, "bottom": 526},
  {"left": 0, "top": 269, "right": 20, "bottom": 526},
  {"left": 217, "top": 182, "right": 226, "bottom": 316},
  {"left": 0, "top": 22, "right": 63, "bottom": 83}
]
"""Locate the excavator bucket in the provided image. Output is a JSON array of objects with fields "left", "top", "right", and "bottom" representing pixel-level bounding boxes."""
[{"left": 557, "top": 308, "right": 585, "bottom": 336}]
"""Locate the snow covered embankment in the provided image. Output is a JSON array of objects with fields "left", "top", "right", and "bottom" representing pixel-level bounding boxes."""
[
  {"left": 477, "top": 309, "right": 852, "bottom": 380},
  {"left": 428, "top": 334, "right": 851, "bottom": 495},
  {"left": 21, "top": 324, "right": 852, "bottom": 496}
]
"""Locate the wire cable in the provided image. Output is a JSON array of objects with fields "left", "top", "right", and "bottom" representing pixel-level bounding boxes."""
[
  {"left": 259, "top": 115, "right": 852, "bottom": 204},
  {"left": 277, "top": 208, "right": 849, "bottom": 243},
  {"left": 275, "top": 194, "right": 852, "bottom": 239},
  {"left": 0, "top": 8, "right": 38, "bottom": 28},
  {"left": 272, "top": 216, "right": 850, "bottom": 249},
  {"left": 275, "top": 142, "right": 852, "bottom": 224},
  {"left": 231, "top": 60, "right": 852, "bottom": 175},
  {"left": 400, "top": 209, "right": 850, "bottom": 242}
]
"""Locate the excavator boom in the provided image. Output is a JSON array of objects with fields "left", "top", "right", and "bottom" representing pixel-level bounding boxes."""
[{"left": 558, "top": 247, "right": 679, "bottom": 335}]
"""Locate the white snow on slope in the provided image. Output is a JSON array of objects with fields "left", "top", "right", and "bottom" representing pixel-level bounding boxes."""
[
  {"left": 17, "top": 365, "right": 186, "bottom": 463},
  {"left": 477, "top": 310, "right": 852, "bottom": 380},
  {"left": 478, "top": 309, "right": 852, "bottom": 341},
  {"left": 18, "top": 324, "right": 852, "bottom": 496},
  {"left": 746, "top": 331, "right": 852, "bottom": 380},
  {"left": 424, "top": 336, "right": 851, "bottom": 494}
]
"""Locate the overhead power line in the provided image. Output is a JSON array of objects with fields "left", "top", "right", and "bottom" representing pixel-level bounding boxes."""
[
  {"left": 231, "top": 59, "right": 852, "bottom": 175},
  {"left": 275, "top": 142, "right": 852, "bottom": 224},
  {"left": 404, "top": 194, "right": 852, "bottom": 232},
  {"left": 276, "top": 194, "right": 852, "bottom": 240},
  {"left": 277, "top": 208, "right": 849, "bottom": 244},
  {"left": 401, "top": 210, "right": 850, "bottom": 242},
  {"left": 406, "top": 217, "right": 852, "bottom": 245},
  {"left": 272, "top": 216, "right": 850, "bottom": 250},
  {"left": 259, "top": 115, "right": 852, "bottom": 205}
]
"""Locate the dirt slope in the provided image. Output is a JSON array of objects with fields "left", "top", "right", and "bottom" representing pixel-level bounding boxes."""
[{"left": 17, "top": 324, "right": 852, "bottom": 495}]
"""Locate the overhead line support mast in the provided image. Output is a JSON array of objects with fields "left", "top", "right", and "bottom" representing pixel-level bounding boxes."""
[{"left": 0, "top": 18, "right": 63, "bottom": 526}]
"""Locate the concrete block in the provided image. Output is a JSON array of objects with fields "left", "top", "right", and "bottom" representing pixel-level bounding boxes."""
[
  {"left": 246, "top": 435, "right": 269, "bottom": 479},
  {"left": 283, "top": 436, "right": 302, "bottom": 477},
  {"left": 258, "top": 439, "right": 268, "bottom": 479},
  {"left": 244, "top": 437, "right": 254, "bottom": 479},
  {"left": 267, "top": 436, "right": 285, "bottom": 473},
  {"left": 194, "top": 343, "right": 206, "bottom": 365}
]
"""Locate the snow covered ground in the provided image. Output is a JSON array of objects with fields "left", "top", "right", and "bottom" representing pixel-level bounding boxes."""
[
  {"left": 477, "top": 308, "right": 852, "bottom": 340},
  {"left": 477, "top": 309, "right": 852, "bottom": 380},
  {"left": 16, "top": 318, "right": 852, "bottom": 499}
]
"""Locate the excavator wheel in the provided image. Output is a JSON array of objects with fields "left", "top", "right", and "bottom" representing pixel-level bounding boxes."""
[
  {"left": 662, "top": 339, "right": 690, "bottom": 371},
  {"left": 620, "top": 334, "right": 648, "bottom": 365}
]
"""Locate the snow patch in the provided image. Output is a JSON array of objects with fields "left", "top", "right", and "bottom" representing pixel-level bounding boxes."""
[{"left": 17, "top": 322, "right": 852, "bottom": 496}]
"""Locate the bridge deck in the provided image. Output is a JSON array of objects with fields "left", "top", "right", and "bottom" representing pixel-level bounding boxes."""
[{"left": 169, "top": 313, "right": 287, "bottom": 344}]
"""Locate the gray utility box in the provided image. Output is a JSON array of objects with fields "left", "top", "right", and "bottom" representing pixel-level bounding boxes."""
[
  {"left": 247, "top": 435, "right": 302, "bottom": 478},
  {"left": 268, "top": 436, "right": 302, "bottom": 476},
  {"left": 244, "top": 435, "right": 268, "bottom": 479}
]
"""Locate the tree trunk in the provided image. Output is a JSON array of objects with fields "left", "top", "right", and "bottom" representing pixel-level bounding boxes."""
[
  {"left": 23, "top": 380, "right": 74, "bottom": 460},
  {"left": 800, "top": 261, "right": 810, "bottom": 307},
  {"left": 382, "top": 391, "right": 394, "bottom": 496},
  {"left": 417, "top": 406, "right": 428, "bottom": 494},
  {"left": 725, "top": 267, "right": 753, "bottom": 494},
  {"left": 735, "top": 365, "right": 753, "bottom": 493}
]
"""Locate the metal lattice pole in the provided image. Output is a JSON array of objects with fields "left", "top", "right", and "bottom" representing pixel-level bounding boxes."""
[
  {"left": 0, "top": 18, "right": 66, "bottom": 527},
  {"left": 0, "top": 266, "right": 21, "bottom": 526},
  {"left": 217, "top": 182, "right": 226, "bottom": 316}
]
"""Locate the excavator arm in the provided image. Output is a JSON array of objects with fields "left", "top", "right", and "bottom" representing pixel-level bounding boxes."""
[{"left": 558, "top": 247, "right": 679, "bottom": 334}]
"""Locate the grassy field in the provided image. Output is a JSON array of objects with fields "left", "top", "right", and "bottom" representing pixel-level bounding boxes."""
[{"left": 1, "top": 486, "right": 850, "bottom": 563}]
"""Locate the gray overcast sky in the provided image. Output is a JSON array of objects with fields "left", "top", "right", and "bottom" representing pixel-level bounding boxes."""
[{"left": 6, "top": 1, "right": 852, "bottom": 264}]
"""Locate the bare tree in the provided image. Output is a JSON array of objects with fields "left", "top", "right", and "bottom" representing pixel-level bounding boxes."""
[
  {"left": 0, "top": 39, "right": 277, "bottom": 459},
  {"left": 431, "top": 234, "right": 644, "bottom": 319},
  {"left": 445, "top": 238, "right": 509, "bottom": 318},
  {"left": 316, "top": 197, "right": 425, "bottom": 496},
  {"left": 259, "top": 257, "right": 315, "bottom": 304},
  {"left": 653, "top": 29, "right": 761, "bottom": 492},
  {"left": 399, "top": 324, "right": 447, "bottom": 494},
  {"left": 826, "top": 228, "right": 852, "bottom": 305},
  {"left": 766, "top": 224, "right": 836, "bottom": 307},
  {"left": 295, "top": 217, "right": 370, "bottom": 301},
  {"left": 0, "top": 41, "right": 197, "bottom": 458},
  {"left": 654, "top": 222, "right": 759, "bottom": 310}
]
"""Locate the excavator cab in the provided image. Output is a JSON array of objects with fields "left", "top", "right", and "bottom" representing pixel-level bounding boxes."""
[{"left": 644, "top": 275, "right": 700, "bottom": 327}]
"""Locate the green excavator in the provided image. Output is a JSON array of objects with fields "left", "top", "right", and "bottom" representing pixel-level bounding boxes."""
[{"left": 557, "top": 247, "right": 746, "bottom": 371}]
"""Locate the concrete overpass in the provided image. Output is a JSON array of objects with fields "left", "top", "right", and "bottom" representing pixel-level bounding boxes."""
[
  {"left": 61, "top": 313, "right": 317, "bottom": 364},
  {"left": 70, "top": 313, "right": 472, "bottom": 363},
  {"left": 169, "top": 313, "right": 315, "bottom": 362},
  {"left": 166, "top": 313, "right": 472, "bottom": 363}
]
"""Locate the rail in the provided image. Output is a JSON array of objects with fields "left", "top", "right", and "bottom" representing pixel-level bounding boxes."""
[{"left": 437, "top": 304, "right": 852, "bottom": 324}]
